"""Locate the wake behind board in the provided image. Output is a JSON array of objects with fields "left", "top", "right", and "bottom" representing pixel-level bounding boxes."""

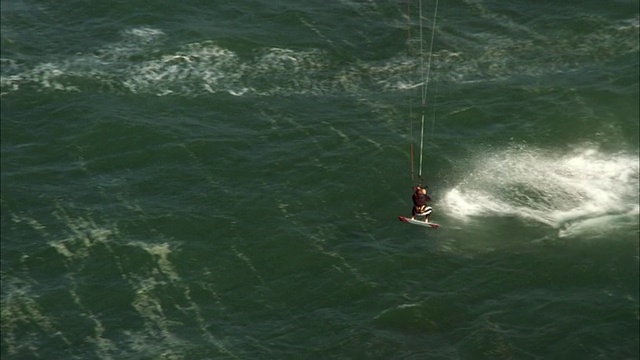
[{"left": 398, "top": 216, "right": 440, "bottom": 229}]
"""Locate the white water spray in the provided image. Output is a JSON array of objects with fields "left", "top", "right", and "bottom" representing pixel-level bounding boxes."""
[{"left": 442, "top": 145, "right": 639, "bottom": 238}]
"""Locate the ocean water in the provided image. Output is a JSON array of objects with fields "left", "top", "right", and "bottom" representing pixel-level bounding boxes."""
[{"left": 1, "top": 0, "right": 639, "bottom": 359}]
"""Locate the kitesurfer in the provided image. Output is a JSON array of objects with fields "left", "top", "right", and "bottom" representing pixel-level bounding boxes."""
[{"left": 411, "top": 185, "right": 433, "bottom": 222}]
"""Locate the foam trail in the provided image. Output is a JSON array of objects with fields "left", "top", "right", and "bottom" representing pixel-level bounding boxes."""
[
  {"left": 1, "top": 272, "right": 73, "bottom": 357},
  {"left": 441, "top": 146, "right": 639, "bottom": 237},
  {"left": 305, "top": 224, "right": 372, "bottom": 285},
  {"left": 231, "top": 245, "right": 265, "bottom": 284}
]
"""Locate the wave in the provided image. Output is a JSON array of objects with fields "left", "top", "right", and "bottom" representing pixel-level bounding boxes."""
[{"left": 2, "top": 8, "right": 637, "bottom": 98}]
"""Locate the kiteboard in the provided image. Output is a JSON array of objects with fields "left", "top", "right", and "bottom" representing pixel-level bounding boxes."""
[{"left": 398, "top": 216, "right": 440, "bottom": 229}]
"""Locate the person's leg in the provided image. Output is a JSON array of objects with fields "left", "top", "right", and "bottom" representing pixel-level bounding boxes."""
[{"left": 424, "top": 207, "right": 432, "bottom": 223}]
